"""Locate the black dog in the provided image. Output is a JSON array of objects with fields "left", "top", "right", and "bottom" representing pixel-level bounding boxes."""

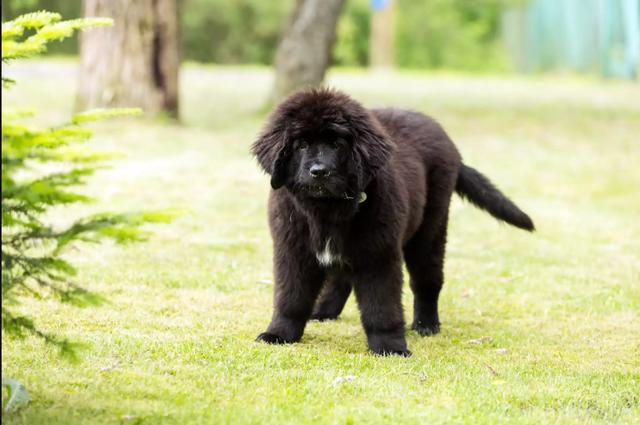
[{"left": 251, "top": 88, "right": 533, "bottom": 356}]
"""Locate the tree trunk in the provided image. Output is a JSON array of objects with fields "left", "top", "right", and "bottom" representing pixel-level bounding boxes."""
[
  {"left": 370, "top": 0, "right": 395, "bottom": 68},
  {"left": 1, "top": 0, "right": 12, "bottom": 21},
  {"left": 77, "top": 0, "right": 180, "bottom": 118},
  {"left": 272, "top": 0, "right": 346, "bottom": 101}
]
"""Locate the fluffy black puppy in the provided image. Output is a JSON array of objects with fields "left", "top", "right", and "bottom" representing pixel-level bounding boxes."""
[{"left": 252, "top": 88, "right": 533, "bottom": 356}]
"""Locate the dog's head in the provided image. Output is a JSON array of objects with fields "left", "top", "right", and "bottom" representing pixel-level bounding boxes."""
[{"left": 252, "top": 88, "right": 394, "bottom": 201}]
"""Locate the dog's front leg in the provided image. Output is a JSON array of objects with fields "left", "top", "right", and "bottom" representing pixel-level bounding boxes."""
[
  {"left": 256, "top": 250, "right": 325, "bottom": 344},
  {"left": 353, "top": 256, "right": 410, "bottom": 357}
]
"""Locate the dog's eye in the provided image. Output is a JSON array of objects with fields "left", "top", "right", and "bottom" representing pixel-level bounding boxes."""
[{"left": 297, "top": 140, "right": 308, "bottom": 150}]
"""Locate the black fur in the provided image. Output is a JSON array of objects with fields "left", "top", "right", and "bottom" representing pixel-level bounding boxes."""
[
  {"left": 456, "top": 164, "right": 534, "bottom": 231},
  {"left": 251, "top": 88, "right": 534, "bottom": 356}
]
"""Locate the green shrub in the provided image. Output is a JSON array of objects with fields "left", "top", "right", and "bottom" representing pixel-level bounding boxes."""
[
  {"left": 395, "top": 0, "right": 508, "bottom": 71},
  {"left": 181, "top": 0, "right": 293, "bottom": 64},
  {"left": 1, "top": 11, "right": 173, "bottom": 357},
  {"left": 334, "top": 0, "right": 370, "bottom": 67}
]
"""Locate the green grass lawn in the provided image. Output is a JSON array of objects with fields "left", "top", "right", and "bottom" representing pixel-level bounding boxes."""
[{"left": 2, "top": 60, "right": 640, "bottom": 424}]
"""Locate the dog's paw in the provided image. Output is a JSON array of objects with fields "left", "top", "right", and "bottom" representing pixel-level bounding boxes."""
[
  {"left": 367, "top": 330, "right": 410, "bottom": 357},
  {"left": 255, "top": 332, "right": 288, "bottom": 344},
  {"left": 309, "top": 312, "right": 339, "bottom": 322},
  {"left": 370, "top": 347, "right": 412, "bottom": 357},
  {"left": 412, "top": 321, "right": 440, "bottom": 337}
]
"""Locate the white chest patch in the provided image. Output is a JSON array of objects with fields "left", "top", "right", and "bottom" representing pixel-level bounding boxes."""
[{"left": 316, "top": 238, "right": 341, "bottom": 266}]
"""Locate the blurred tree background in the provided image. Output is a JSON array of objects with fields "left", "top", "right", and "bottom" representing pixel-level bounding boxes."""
[
  {"left": 4, "top": 0, "right": 637, "bottom": 78},
  {"left": 0, "top": 0, "right": 510, "bottom": 71}
]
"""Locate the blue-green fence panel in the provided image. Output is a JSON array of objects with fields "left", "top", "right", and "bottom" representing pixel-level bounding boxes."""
[{"left": 502, "top": 0, "right": 640, "bottom": 79}]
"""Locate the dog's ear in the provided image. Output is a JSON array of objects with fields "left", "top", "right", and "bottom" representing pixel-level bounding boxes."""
[
  {"left": 350, "top": 113, "right": 395, "bottom": 186},
  {"left": 269, "top": 143, "right": 291, "bottom": 189},
  {"left": 251, "top": 122, "right": 291, "bottom": 189}
]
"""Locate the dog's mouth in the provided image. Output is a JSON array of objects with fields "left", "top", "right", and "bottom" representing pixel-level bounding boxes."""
[
  {"left": 297, "top": 182, "right": 351, "bottom": 200},
  {"left": 293, "top": 172, "right": 356, "bottom": 200},
  {"left": 308, "top": 185, "right": 336, "bottom": 198}
]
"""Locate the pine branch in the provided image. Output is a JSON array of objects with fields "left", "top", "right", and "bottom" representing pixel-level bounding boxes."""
[
  {"left": 2, "top": 310, "right": 81, "bottom": 361},
  {"left": 1, "top": 11, "right": 173, "bottom": 358}
]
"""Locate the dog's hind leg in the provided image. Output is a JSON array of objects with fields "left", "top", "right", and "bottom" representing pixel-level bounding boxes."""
[
  {"left": 310, "top": 276, "right": 352, "bottom": 321},
  {"left": 404, "top": 166, "right": 456, "bottom": 336}
]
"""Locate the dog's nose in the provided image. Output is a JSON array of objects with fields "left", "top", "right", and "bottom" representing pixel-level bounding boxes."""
[{"left": 309, "top": 164, "right": 330, "bottom": 178}]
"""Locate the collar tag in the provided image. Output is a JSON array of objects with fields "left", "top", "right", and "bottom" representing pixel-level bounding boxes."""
[{"left": 358, "top": 192, "right": 367, "bottom": 203}]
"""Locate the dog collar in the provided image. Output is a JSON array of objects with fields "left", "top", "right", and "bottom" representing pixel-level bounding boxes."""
[{"left": 343, "top": 192, "right": 367, "bottom": 203}]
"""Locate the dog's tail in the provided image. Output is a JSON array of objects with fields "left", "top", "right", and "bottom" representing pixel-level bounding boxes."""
[{"left": 455, "top": 164, "right": 534, "bottom": 231}]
